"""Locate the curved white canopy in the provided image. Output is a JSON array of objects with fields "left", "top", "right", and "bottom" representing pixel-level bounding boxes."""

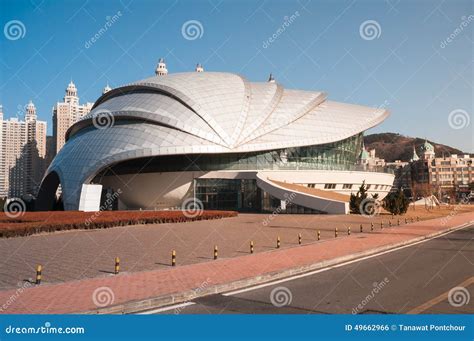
[{"left": 45, "top": 72, "right": 389, "bottom": 210}]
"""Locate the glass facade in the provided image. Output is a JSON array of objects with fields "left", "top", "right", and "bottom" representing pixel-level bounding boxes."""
[
  {"left": 93, "top": 133, "right": 373, "bottom": 213},
  {"left": 194, "top": 132, "right": 363, "bottom": 171},
  {"left": 97, "top": 133, "right": 364, "bottom": 176},
  {"left": 195, "top": 179, "right": 261, "bottom": 211},
  {"left": 196, "top": 178, "right": 323, "bottom": 213}
]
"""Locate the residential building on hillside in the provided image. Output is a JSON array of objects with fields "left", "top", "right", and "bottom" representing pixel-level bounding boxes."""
[
  {"left": 359, "top": 144, "right": 386, "bottom": 171},
  {"left": 400, "top": 141, "right": 473, "bottom": 201}
]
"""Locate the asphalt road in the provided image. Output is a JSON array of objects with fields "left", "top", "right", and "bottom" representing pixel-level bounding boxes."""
[{"left": 153, "top": 225, "right": 473, "bottom": 314}]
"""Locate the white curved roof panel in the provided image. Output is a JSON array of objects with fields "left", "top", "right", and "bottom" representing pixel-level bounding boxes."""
[{"left": 45, "top": 71, "right": 389, "bottom": 210}]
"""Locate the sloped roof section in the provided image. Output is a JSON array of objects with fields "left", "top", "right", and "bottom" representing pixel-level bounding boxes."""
[
  {"left": 72, "top": 72, "right": 388, "bottom": 151},
  {"left": 49, "top": 71, "right": 390, "bottom": 211}
]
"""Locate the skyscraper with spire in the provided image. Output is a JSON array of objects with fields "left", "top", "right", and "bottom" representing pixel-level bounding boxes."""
[
  {"left": 155, "top": 58, "right": 168, "bottom": 76},
  {"left": 102, "top": 83, "right": 112, "bottom": 95},
  {"left": 195, "top": 63, "right": 204, "bottom": 73},
  {"left": 52, "top": 81, "right": 94, "bottom": 154}
]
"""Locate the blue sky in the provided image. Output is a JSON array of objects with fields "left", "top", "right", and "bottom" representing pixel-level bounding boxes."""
[{"left": 0, "top": 0, "right": 472, "bottom": 151}]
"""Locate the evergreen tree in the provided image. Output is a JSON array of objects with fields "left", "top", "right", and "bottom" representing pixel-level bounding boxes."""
[
  {"left": 350, "top": 181, "right": 374, "bottom": 214},
  {"left": 384, "top": 187, "right": 410, "bottom": 215}
]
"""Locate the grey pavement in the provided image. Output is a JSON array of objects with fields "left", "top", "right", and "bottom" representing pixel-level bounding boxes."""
[{"left": 158, "top": 225, "right": 474, "bottom": 314}]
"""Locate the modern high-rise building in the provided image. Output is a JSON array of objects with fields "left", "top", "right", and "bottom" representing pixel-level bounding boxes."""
[
  {"left": 0, "top": 102, "right": 47, "bottom": 198},
  {"left": 52, "top": 81, "right": 94, "bottom": 154}
]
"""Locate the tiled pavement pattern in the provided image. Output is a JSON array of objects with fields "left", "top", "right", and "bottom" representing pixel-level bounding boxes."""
[
  {"left": 0, "top": 210, "right": 472, "bottom": 314},
  {"left": 0, "top": 207, "right": 472, "bottom": 290}
]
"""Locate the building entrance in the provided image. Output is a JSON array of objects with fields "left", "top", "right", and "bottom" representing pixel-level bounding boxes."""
[{"left": 195, "top": 178, "right": 261, "bottom": 212}]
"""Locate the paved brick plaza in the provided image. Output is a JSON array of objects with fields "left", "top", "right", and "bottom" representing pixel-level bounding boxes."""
[
  {"left": 0, "top": 207, "right": 471, "bottom": 290},
  {"left": 0, "top": 210, "right": 471, "bottom": 314}
]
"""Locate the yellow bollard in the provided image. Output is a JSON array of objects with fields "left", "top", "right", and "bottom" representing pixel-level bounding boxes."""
[
  {"left": 35, "top": 265, "right": 42, "bottom": 285},
  {"left": 114, "top": 257, "right": 120, "bottom": 275},
  {"left": 214, "top": 245, "right": 218, "bottom": 260},
  {"left": 277, "top": 236, "right": 281, "bottom": 249},
  {"left": 250, "top": 241, "right": 254, "bottom": 254},
  {"left": 171, "top": 250, "right": 176, "bottom": 266},
  {"left": 348, "top": 226, "right": 351, "bottom": 236},
  {"left": 317, "top": 230, "right": 321, "bottom": 241},
  {"left": 335, "top": 227, "right": 338, "bottom": 238},
  {"left": 360, "top": 224, "right": 363, "bottom": 233},
  {"left": 298, "top": 233, "right": 302, "bottom": 245},
  {"left": 371, "top": 223, "right": 374, "bottom": 231}
]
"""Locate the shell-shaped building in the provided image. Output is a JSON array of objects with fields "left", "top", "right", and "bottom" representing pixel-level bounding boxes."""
[{"left": 37, "top": 69, "right": 394, "bottom": 214}]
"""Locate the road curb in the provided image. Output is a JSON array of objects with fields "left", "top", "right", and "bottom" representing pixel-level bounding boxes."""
[{"left": 84, "top": 220, "right": 472, "bottom": 314}]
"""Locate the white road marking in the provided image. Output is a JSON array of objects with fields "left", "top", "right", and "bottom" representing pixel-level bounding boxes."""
[
  {"left": 222, "top": 222, "right": 471, "bottom": 296},
  {"left": 139, "top": 221, "right": 471, "bottom": 313},
  {"left": 137, "top": 301, "right": 195, "bottom": 314}
]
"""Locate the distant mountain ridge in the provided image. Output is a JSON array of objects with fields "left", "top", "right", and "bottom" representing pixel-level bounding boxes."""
[{"left": 364, "top": 133, "right": 468, "bottom": 163}]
